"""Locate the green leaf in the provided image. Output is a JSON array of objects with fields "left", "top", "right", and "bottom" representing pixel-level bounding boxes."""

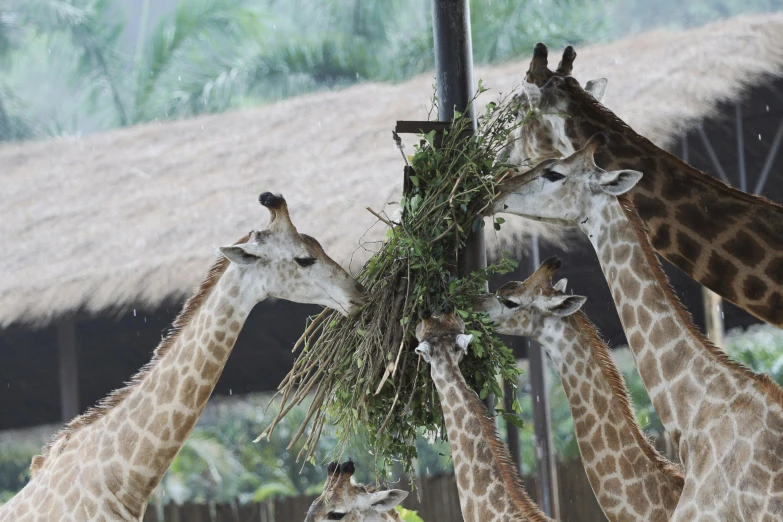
[{"left": 504, "top": 413, "right": 525, "bottom": 429}]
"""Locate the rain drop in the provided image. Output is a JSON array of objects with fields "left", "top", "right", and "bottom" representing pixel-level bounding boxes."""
[
  {"left": 229, "top": 389, "right": 233, "bottom": 396},
  {"left": 133, "top": 309, "right": 137, "bottom": 316}
]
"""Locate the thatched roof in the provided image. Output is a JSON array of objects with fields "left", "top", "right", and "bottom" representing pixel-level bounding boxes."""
[{"left": 2, "top": 14, "right": 783, "bottom": 329}]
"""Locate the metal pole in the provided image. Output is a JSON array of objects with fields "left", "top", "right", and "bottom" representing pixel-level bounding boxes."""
[
  {"left": 527, "top": 235, "right": 560, "bottom": 518},
  {"left": 503, "top": 352, "right": 522, "bottom": 473},
  {"left": 57, "top": 320, "right": 79, "bottom": 421},
  {"left": 432, "top": 0, "right": 484, "bottom": 281},
  {"left": 432, "top": 0, "right": 477, "bottom": 131},
  {"left": 754, "top": 115, "right": 783, "bottom": 196}
]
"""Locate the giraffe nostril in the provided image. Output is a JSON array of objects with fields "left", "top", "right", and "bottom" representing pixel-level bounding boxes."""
[{"left": 355, "top": 282, "right": 368, "bottom": 295}]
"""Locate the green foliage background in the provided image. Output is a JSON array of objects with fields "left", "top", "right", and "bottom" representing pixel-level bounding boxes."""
[{"left": 2, "top": 0, "right": 779, "bottom": 142}]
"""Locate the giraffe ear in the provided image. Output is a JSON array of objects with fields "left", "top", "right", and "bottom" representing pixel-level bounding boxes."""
[
  {"left": 456, "top": 334, "right": 474, "bottom": 352},
  {"left": 368, "top": 489, "right": 409, "bottom": 511},
  {"left": 543, "top": 294, "right": 586, "bottom": 317},
  {"left": 595, "top": 170, "right": 642, "bottom": 196},
  {"left": 552, "top": 278, "right": 568, "bottom": 293},
  {"left": 585, "top": 78, "right": 608, "bottom": 102},
  {"left": 414, "top": 341, "right": 432, "bottom": 363},
  {"left": 219, "top": 244, "right": 261, "bottom": 266},
  {"left": 522, "top": 81, "right": 541, "bottom": 106}
]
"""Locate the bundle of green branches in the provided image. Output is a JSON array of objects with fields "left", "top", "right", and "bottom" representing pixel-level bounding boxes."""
[{"left": 261, "top": 83, "right": 529, "bottom": 475}]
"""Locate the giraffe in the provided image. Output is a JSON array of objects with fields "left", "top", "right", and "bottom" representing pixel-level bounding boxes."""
[
  {"left": 414, "top": 310, "right": 552, "bottom": 522},
  {"left": 305, "top": 460, "right": 408, "bottom": 522},
  {"left": 474, "top": 257, "right": 684, "bottom": 522},
  {"left": 506, "top": 42, "right": 783, "bottom": 329},
  {"left": 0, "top": 193, "right": 368, "bottom": 522},
  {"left": 493, "top": 134, "right": 783, "bottom": 520}
]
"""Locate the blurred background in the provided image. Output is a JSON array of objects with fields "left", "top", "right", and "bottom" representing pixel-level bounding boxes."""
[
  {"left": 2, "top": 0, "right": 781, "bottom": 142},
  {"left": 2, "top": 1, "right": 783, "bottom": 521}
]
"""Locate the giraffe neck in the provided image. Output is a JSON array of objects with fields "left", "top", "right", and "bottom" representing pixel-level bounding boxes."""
[
  {"left": 40, "top": 263, "right": 263, "bottom": 516},
  {"left": 579, "top": 194, "right": 783, "bottom": 440},
  {"left": 535, "top": 313, "right": 682, "bottom": 522},
  {"left": 564, "top": 93, "right": 783, "bottom": 329},
  {"left": 429, "top": 357, "right": 551, "bottom": 522}
]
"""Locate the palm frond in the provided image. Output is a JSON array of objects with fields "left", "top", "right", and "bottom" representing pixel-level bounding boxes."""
[
  {"left": 134, "top": 0, "right": 267, "bottom": 121},
  {"left": 0, "top": 81, "right": 36, "bottom": 141}
]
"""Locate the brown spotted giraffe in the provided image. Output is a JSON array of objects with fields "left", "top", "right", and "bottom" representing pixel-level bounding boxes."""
[
  {"left": 494, "top": 135, "right": 783, "bottom": 520},
  {"left": 474, "top": 257, "right": 684, "bottom": 522},
  {"left": 414, "top": 311, "right": 552, "bottom": 522},
  {"left": 0, "top": 193, "right": 368, "bottom": 522},
  {"left": 508, "top": 43, "right": 783, "bottom": 329},
  {"left": 305, "top": 460, "right": 408, "bottom": 522}
]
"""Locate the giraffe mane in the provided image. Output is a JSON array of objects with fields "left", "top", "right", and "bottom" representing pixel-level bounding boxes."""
[
  {"left": 31, "top": 234, "right": 250, "bottom": 475},
  {"left": 562, "top": 77, "right": 783, "bottom": 212},
  {"left": 567, "top": 311, "right": 685, "bottom": 487},
  {"left": 452, "top": 359, "right": 552, "bottom": 522},
  {"left": 618, "top": 195, "right": 783, "bottom": 407}
]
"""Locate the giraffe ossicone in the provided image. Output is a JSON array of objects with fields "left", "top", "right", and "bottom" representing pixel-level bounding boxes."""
[
  {"left": 0, "top": 193, "right": 368, "bottom": 522},
  {"left": 415, "top": 311, "right": 552, "bottom": 522},
  {"left": 474, "top": 257, "right": 684, "bottom": 522},
  {"left": 305, "top": 460, "right": 408, "bottom": 522},
  {"left": 495, "top": 139, "right": 783, "bottom": 520}
]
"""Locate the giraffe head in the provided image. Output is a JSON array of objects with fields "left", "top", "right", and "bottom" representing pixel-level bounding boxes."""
[
  {"left": 493, "top": 134, "right": 642, "bottom": 226},
  {"left": 473, "top": 257, "right": 586, "bottom": 337},
  {"left": 506, "top": 43, "right": 608, "bottom": 165},
  {"left": 305, "top": 460, "right": 408, "bottom": 522},
  {"left": 219, "top": 192, "right": 368, "bottom": 316},
  {"left": 414, "top": 307, "right": 473, "bottom": 373}
]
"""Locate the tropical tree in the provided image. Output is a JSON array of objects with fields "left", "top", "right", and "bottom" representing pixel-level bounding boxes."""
[{"left": 0, "top": 0, "right": 618, "bottom": 141}]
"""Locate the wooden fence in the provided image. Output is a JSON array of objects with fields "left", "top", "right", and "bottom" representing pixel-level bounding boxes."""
[{"left": 143, "top": 459, "right": 610, "bottom": 522}]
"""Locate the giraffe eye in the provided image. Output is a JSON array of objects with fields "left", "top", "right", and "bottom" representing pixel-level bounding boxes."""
[
  {"left": 500, "top": 298, "right": 519, "bottom": 309},
  {"left": 295, "top": 257, "right": 316, "bottom": 267},
  {"left": 542, "top": 169, "right": 566, "bottom": 182},
  {"left": 327, "top": 513, "right": 346, "bottom": 520}
]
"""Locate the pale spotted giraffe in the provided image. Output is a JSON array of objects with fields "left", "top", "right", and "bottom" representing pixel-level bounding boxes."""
[
  {"left": 414, "top": 311, "right": 552, "bottom": 522},
  {"left": 474, "top": 257, "right": 684, "bottom": 522},
  {"left": 509, "top": 43, "right": 783, "bottom": 330},
  {"left": 0, "top": 193, "right": 368, "bottom": 522},
  {"left": 494, "top": 135, "right": 783, "bottom": 521},
  {"left": 305, "top": 460, "right": 408, "bottom": 522}
]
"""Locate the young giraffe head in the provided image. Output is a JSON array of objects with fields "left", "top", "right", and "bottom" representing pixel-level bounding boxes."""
[
  {"left": 220, "top": 192, "right": 368, "bottom": 316},
  {"left": 472, "top": 257, "right": 586, "bottom": 336},
  {"left": 506, "top": 43, "right": 608, "bottom": 166},
  {"left": 493, "top": 133, "right": 642, "bottom": 226},
  {"left": 305, "top": 461, "right": 408, "bottom": 522},
  {"left": 413, "top": 307, "right": 474, "bottom": 369}
]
